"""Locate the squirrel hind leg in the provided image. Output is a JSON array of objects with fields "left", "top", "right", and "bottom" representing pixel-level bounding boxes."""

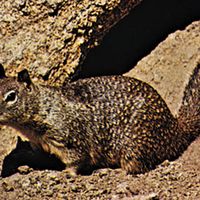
[{"left": 120, "top": 150, "right": 149, "bottom": 175}]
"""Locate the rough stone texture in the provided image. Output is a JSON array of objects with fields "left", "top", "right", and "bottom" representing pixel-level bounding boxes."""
[
  {"left": 0, "top": 0, "right": 141, "bottom": 86},
  {"left": 125, "top": 21, "right": 200, "bottom": 116}
]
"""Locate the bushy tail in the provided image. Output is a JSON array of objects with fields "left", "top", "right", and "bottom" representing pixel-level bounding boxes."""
[{"left": 178, "top": 64, "right": 200, "bottom": 140}]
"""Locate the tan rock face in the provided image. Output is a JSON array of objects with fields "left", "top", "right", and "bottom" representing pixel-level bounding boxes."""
[
  {"left": 0, "top": 0, "right": 141, "bottom": 86},
  {"left": 125, "top": 21, "right": 200, "bottom": 116}
]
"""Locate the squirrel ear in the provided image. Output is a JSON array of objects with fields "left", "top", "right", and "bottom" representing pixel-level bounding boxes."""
[
  {"left": 17, "top": 69, "right": 32, "bottom": 86},
  {"left": 0, "top": 64, "right": 6, "bottom": 79}
]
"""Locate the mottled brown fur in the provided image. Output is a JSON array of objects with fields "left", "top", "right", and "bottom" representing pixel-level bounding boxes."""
[{"left": 0, "top": 64, "right": 199, "bottom": 175}]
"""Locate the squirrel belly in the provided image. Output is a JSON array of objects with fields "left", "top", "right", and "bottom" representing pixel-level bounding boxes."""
[{"left": 0, "top": 64, "right": 199, "bottom": 175}]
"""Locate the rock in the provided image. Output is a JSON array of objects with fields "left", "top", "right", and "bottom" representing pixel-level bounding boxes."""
[
  {"left": 0, "top": 0, "right": 142, "bottom": 86},
  {"left": 18, "top": 166, "right": 33, "bottom": 175}
]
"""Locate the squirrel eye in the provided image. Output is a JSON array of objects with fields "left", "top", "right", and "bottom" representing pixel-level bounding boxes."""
[{"left": 3, "top": 90, "right": 18, "bottom": 104}]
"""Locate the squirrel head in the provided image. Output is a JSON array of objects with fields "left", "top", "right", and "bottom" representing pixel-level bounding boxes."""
[{"left": 0, "top": 64, "right": 35, "bottom": 125}]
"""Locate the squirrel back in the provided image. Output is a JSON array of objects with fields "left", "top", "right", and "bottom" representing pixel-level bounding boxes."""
[{"left": 0, "top": 63, "right": 199, "bottom": 175}]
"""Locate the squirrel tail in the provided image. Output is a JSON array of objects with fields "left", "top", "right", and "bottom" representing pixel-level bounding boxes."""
[{"left": 178, "top": 64, "right": 200, "bottom": 141}]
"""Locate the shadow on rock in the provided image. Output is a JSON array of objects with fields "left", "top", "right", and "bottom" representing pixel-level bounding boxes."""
[{"left": 1, "top": 137, "right": 66, "bottom": 178}]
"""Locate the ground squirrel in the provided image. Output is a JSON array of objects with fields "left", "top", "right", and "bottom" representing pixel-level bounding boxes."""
[{"left": 0, "top": 64, "right": 199, "bottom": 175}]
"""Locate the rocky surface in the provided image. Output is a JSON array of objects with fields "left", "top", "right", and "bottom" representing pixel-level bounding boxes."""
[
  {"left": 0, "top": 0, "right": 199, "bottom": 199},
  {"left": 0, "top": 0, "right": 141, "bottom": 85}
]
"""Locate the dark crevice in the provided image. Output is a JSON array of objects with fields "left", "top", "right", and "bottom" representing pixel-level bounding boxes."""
[
  {"left": 1, "top": 137, "right": 66, "bottom": 178},
  {"left": 77, "top": 0, "right": 200, "bottom": 79}
]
